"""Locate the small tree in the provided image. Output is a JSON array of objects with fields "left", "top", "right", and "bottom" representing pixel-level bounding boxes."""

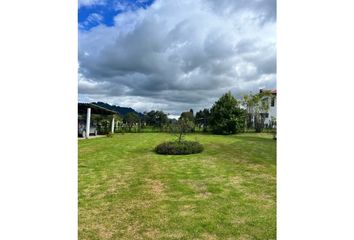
[
  {"left": 178, "top": 118, "right": 194, "bottom": 142},
  {"left": 242, "top": 90, "right": 272, "bottom": 133},
  {"left": 156, "top": 111, "right": 203, "bottom": 155},
  {"left": 209, "top": 92, "right": 246, "bottom": 135},
  {"left": 169, "top": 117, "right": 195, "bottom": 143},
  {"left": 179, "top": 109, "right": 195, "bottom": 132}
]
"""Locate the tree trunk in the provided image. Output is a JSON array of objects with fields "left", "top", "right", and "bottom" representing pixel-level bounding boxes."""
[
  {"left": 178, "top": 132, "right": 182, "bottom": 143},
  {"left": 255, "top": 115, "right": 263, "bottom": 133}
]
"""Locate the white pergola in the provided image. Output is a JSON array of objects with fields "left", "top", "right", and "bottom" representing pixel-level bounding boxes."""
[{"left": 78, "top": 103, "right": 118, "bottom": 138}]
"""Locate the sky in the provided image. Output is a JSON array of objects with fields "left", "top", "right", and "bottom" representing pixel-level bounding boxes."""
[{"left": 78, "top": 0, "right": 276, "bottom": 118}]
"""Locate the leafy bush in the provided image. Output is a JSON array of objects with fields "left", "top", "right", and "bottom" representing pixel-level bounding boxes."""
[{"left": 155, "top": 141, "right": 204, "bottom": 155}]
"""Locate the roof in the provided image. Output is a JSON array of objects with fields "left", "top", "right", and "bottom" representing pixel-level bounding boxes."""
[
  {"left": 259, "top": 88, "right": 277, "bottom": 94},
  {"left": 78, "top": 103, "right": 118, "bottom": 115}
]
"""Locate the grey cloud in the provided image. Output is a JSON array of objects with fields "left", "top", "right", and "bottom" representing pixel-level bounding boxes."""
[
  {"left": 205, "top": 0, "right": 276, "bottom": 24},
  {"left": 79, "top": 0, "right": 276, "bottom": 115}
]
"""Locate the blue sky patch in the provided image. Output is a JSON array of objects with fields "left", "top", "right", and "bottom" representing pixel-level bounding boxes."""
[{"left": 78, "top": 0, "right": 155, "bottom": 30}]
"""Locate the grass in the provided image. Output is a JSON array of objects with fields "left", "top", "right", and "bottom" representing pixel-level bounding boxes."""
[{"left": 79, "top": 132, "right": 276, "bottom": 240}]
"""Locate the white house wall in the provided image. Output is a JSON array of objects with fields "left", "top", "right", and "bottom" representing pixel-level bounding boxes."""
[{"left": 264, "top": 96, "right": 277, "bottom": 126}]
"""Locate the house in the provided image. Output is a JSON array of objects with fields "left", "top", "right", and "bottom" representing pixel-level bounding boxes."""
[{"left": 260, "top": 89, "right": 277, "bottom": 128}]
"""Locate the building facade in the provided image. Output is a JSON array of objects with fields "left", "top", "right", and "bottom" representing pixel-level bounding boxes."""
[{"left": 260, "top": 89, "right": 277, "bottom": 128}]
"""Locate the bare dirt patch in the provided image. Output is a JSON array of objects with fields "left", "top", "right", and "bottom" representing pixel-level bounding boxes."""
[
  {"left": 163, "top": 231, "right": 185, "bottom": 239},
  {"left": 228, "top": 176, "right": 243, "bottom": 185},
  {"left": 145, "top": 179, "right": 165, "bottom": 197},
  {"left": 91, "top": 223, "right": 114, "bottom": 240},
  {"left": 179, "top": 204, "right": 196, "bottom": 216},
  {"left": 144, "top": 228, "right": 161, "bottom": 239},
  {"left": 201, "top": 232, "right": 218, "bottom": 240},
  {"left": 181, "top": 180, "right": 212, "bottom": 199},
  {"left": 231, "top": 216, "right": 248, "bottom": 225}
]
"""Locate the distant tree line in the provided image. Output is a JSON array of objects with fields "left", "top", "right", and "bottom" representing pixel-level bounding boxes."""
[{"left": 101, "top": 90, "right": 276, "bottom": 135}]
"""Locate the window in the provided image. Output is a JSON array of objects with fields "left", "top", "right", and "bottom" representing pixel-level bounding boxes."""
[{"left": 271, "top": 97, "right": 275, "bottom": 107}]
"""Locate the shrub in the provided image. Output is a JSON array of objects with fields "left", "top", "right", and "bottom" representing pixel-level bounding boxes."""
[{"left": 155, "top": 141, "right": 204, "bottom": 155}]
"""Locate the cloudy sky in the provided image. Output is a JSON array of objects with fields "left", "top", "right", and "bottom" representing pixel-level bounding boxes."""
[{"left": 78, "top": 0, "right": 276, "bottom": 118}]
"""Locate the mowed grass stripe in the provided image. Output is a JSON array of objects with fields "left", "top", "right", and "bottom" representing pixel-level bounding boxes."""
[{"left": 79, "top": 133, "right": 276, "bottom": 240}]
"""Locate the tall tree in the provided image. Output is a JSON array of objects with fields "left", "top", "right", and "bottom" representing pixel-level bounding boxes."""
[
  {"left": 180, "top": 111, "right": 194, "bottom": 121},
  {"left": 156, "top": 111, "right": 168, "bottom": 130},
  {"left": 195, "top": 108, "right": 210, "bottom": 132},
  {"left": 123, "top": 112, "right": 140, "bottom": 132},
  {"left": 209, "top": 92, "right": 246, "bottom": 135},
  {"left": 144, "top": 110, "right": 168, "bottom": 130}
]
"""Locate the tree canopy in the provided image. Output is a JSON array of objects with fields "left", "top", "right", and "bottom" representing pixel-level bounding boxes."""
[
  {"left": 195, "top": 108, "right": 210, "bottom": 131},
  {"left": 209, "top": 92, "right": 246, "bottom": 135},
  {"left": 179, "top": 109, "right": 194, "bottom": 122},
  {"left": 144, "top": 110, "right": 168, "bottom": 129},
  {"left": 123, "top": 112, "right": 140, "bottom": 132}
]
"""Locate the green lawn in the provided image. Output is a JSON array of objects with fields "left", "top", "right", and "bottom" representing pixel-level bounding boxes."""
[{"left": 79, "top": 133, "right": 276, "bottom": 240}]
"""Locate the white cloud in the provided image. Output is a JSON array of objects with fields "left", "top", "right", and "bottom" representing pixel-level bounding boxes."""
[
  {"left": 79, "top": 13, "right": 103, "bottom": 29},
  {"left": 78, "top": 0, "right": 105, "bottom": 8}
]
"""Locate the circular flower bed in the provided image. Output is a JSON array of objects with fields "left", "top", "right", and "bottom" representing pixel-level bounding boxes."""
[{"left": 155, "top": 141, "right": 204, "bottom": 155}]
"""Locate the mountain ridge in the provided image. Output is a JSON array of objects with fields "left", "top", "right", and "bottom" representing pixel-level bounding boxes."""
[{"left": 91, "top": 101, "right": 144, "bottom": 117}]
